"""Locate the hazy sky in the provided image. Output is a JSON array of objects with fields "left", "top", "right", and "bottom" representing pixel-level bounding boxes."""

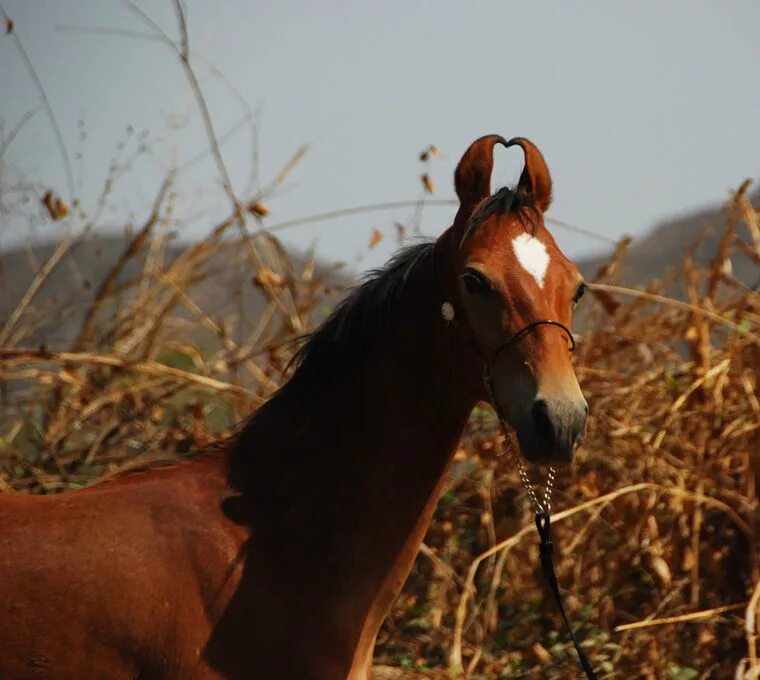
[{"left": 1, "top": 0, "right": 759, "bottom": 270}]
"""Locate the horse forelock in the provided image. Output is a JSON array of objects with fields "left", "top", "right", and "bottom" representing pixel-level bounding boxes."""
[{"left": 462, "top": 185, "right": 541, "bottom": 245}]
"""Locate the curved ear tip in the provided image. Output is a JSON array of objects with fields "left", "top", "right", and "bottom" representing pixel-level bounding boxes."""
[
  {"left": 504, "top": 136, "right": 536, "bottom": 151},
  {"left": 460, "top": 134, "right": 509, "bottom": 158},
  {"left": 454, "top": 135, "right": 509, "bottom": 201},
  {"left": 506, "top": 136, "right": 552, "bottom": 210}
]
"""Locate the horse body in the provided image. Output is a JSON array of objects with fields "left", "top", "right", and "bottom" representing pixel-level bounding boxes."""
[
  {"left": 0, "top": 136, "right": 587, "bottom": 678},
  {"left": 0, "top": 453, "right": 241, "bottom": 678}
]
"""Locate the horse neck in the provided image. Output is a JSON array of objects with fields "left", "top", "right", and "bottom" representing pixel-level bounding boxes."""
[{"left": 231, "top": 232, "right": 478, "bottom": 601}]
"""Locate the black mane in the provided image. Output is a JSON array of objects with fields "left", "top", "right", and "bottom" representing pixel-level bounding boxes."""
[
  {"left": 290, "top": 240, "right": 435, "bottom": 388},
  {"left": 228, "top": 241, "right": 436, "bottom": 490}
]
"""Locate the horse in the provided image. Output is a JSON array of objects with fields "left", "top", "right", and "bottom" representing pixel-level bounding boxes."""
[{"left": 0, "top": 135, "right": 587, "bottom": 679}]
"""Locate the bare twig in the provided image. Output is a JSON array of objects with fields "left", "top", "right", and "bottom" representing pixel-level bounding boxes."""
[
  {"left": 746, "top": 578, "right": 760, "bottom": 675},
  {"left": 614, "top": 603, "right": 745, "bottom": 632},
  {"left": 0, "top": 349, "right": 260, "bottom": 400},
  {"left": 589, "top": 282, "right": 760, "bottom": 342},
  {"left": 0, "top": 237, "right": 74, "bottom": 347},
  {"left": 170, "top": 0, "right": 239, "bottom": 215},
  {"left": 0, "top": 107, "right": 42, "bottom": 160},
  {"left": 0, "top": 2, "right": 75, "bottom": 199}
]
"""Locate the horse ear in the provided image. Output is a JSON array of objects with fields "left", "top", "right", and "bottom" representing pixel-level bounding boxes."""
[
  {"left": 504, "top": 137, "right": 552, "bottom": 212},
  {"left": 454, "top": 134, "right": 508, "bottom": 213},
  {"left": 450, "top": 135, "right": 552, "bottom": 246}
]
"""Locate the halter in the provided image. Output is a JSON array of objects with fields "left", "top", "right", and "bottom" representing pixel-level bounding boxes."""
[
  {"left": 441, "top": 302, "right": 598, "bottom": 680},
  {"left": 442, "top": 307, "right": 575, "bottom": 513},
  {"left": 483, "top": 318, "right": 574, "bottom": 515}
]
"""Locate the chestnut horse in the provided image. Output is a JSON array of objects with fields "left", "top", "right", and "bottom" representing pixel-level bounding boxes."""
[{"left": 0, "top": 136, "right": 587, "bottom": 679}]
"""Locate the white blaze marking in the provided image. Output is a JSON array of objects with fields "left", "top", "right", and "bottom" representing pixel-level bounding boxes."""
[{"left": 512, "top": 233, "right": 550, "bottom": 288}]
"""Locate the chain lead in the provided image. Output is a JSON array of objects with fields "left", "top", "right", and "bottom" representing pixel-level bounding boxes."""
[
  {"left": 484, "top": 368, "right": 554, "bottom": 516},
  {"left": 509, "top": 437, "right": 555, "bottom": 515},
  {"left": 482, "top": 351, "right": 597, "bottom": 679}
]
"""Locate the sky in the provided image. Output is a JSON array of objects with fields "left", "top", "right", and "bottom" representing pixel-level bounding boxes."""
[{"left": 1, "top": 0, "right": 759, "bottom": 271}]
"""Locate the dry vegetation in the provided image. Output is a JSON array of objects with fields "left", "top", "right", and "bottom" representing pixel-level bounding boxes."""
[
  {"left": 1, "top": 5, "right": 760, "bottom": 679},
  {"left": 1, "top": 178, "right": 758, "bottom": 680}
]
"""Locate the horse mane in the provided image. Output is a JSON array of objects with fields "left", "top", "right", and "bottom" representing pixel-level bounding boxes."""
[
  {"left": 228, "top": 240, "right": 435, "bottom": 489},
  {"left": 290, "top": 240, "right": 435, "bottom": 387}
]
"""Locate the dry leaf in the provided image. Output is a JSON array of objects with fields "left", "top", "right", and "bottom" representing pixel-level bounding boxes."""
[
  {"left": 421, "top": 173, "right": 434, "bottom": 194},
  {"left": 418, "top": 144, "right": 438, "bottom": 162},
  {"left": 532, "top": 643, "right": 551, "bottom": 664},
  {"left": 41, "top": 190, "right": 70, "bottom": 221},
  {"left": 252, "top": 267, "right": 284, "bottom": 290},
  {"left": 211, "top": 359, "right": 228, "bottom": 373},
  {"left": 592, "top": 236, "right": 632, "bottom": 281},
  {"left": 682, "top": 546, "right": 695, "bottom": 571},
  {"left": 699, "top": 629, "right": 715, "bottom": 646},
  {"left": 369, "top": 229, "right": 383, "bottom": 249},
  {"left": 247, "top": 201, "right": 270, "bottom": 217},
  {"left": 650, "top": 555, "right": 672, "bottom": 586},
  {"left": 646, "top": 515, "right": 660, "bottom": 542}
]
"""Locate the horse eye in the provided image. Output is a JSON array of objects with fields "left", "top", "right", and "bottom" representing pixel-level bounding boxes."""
[
  {"left": 573, "top": 282, "right": 586, "bottom": 306},
  {"left": 462, "top": 268, "right": 492, "bottom": 295}
]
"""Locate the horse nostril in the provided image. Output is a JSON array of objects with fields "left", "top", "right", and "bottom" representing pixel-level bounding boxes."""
[{"left": 532, "top": 399, "right": 555, "bottom": 441}]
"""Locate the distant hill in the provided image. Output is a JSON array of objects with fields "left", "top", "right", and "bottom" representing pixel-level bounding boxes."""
[
  {"left": 0, "top": 232, "right": 351, "bottom": 349},
  {"left": 578, "top": 189, "right": 759, "bottom": 288},
  {"left": 1, "top": 191, "right": 757, "bottom": 348}
]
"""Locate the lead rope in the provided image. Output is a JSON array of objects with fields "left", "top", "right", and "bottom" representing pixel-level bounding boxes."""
[
  {"left": 440, "top": 298, "right": 596, "bottom": 677},
  {"left": 484, "top": 369, "right": 597, "bottom": 680}
]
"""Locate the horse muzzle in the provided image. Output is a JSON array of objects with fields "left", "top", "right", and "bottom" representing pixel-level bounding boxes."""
[{"left": 516, "top": 395, "right": 588, "bottom": 465}]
